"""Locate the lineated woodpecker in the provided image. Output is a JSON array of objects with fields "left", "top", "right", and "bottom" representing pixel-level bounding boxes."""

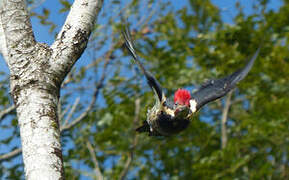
[{"left": 122, "top": 25, "right": 260, "bottom": 136}]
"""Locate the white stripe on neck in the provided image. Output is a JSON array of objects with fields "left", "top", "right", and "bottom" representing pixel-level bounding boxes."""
[{"left": 189, "top": 99, "right": 197, "bottom": 113}]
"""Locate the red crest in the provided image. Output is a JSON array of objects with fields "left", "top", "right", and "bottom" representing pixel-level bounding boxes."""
[{"left": 174, "top": 89, "right": 191, "bottom": 106}]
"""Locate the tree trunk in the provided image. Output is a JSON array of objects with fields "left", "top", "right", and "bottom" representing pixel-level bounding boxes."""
[
  {"left": 0, "top": 0, "right": 103, "bottom": 179},
  {"left": 12, "top": 82, "right": 63, "bottom": 179}
]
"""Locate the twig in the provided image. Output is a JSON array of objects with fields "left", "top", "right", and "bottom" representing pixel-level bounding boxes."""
[
  {"left": 221, "top": 91, "right": 233, "bottom": 149},
  {"left": 60, "top": 103, "right": 71, "bottom": 122},
  {"left": 63, "top": 97, "right": 80, "bottom": 126},
  {"left": 86, "top": 141, "right": 103, "bottom": 180},
  {"left": 0, "top": 148, "right": 22, "bottom": 162},
  {"left": 0, "top": 105, "right": 16, "bottom": 121},
  {"left": 60, "top": 55, "right": 110, "bottom": 132}
]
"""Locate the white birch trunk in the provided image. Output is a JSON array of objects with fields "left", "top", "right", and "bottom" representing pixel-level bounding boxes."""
[{"left": 0, "top": 0, "right": 103, "bottom": 179}]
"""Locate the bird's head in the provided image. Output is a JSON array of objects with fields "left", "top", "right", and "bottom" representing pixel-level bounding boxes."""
[
  {"left": 174, "top": 89, "right": 191, "bottom": 106},
  {"left": 173, "top": 89, "right": 191, "bottom": 117}
]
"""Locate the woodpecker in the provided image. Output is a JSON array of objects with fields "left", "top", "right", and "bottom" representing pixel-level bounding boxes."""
[{"left": 122, "top": 25, "right": 260, "bottom": 136}]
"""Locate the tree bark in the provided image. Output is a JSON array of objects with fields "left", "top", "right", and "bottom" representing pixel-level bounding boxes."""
[{"left": 0, "top": 0, "right": 103, "bottom": 179}]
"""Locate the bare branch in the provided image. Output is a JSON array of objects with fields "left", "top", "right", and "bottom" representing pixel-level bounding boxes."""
[
  {"left": 60, "top": 56, "right": 110, "bottom": 132},
  {"left": 0, "top": 105, "right": 15, "bottom": 121},
  {"left": 119, "top": 98, "right": 141, "bottom": 180},
  {"left": 0, "top": 148, "right": 22, "bottom": 162},
  {"left": 86, "top": 141, "right": 103, "bottom": 180},
  {"left": 62, "top": 97, "right": 80, "bottom": 126},
  {"left": 221, "top": 91, "right": 233, "bottom": 149},
  {"left": 51, "top": 0, "right": 104, "bottom": 75}
]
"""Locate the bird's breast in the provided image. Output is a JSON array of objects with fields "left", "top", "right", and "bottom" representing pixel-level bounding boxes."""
[{"left": 156, "top": 113, "right": 191, "bottom": 135}]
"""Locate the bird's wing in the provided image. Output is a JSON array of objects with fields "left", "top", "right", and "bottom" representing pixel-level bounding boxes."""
[
  {"left": 122, "top": 25, "right": 164, "bottom": 102},
  {"left": 191, "top": 47, "right": 260, "bottom": 111}
]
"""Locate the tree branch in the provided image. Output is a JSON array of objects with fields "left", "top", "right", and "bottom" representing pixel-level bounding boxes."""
[
  {"left": 62, "top": 97, "right": 80, "bottom": 126},
  {"left": 0, "top": 148, "right": 22, "bottom": 162},
  {"left": 86, "top": 141, "right": 103, "bottom": 180},
  {"left": 0, "top": 0, "right": 36, "bottom": 67},
  {"left": 50, "top": 0, "right": 104, "bottom": 76},
  {"left": 60, "top": 54, "right": 110, "bottom": 132},
  {"left": 0, "top": 105, "right": 15, "bottom": 121},
  {"left": 221, "top": 91, "right": 233, "bottom": 149}
]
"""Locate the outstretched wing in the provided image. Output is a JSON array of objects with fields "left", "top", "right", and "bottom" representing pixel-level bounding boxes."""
[
  {"left": 122, "top": 25, "right": 163, "bottom": 102},
  {"left": 191, "top": 47, "right": 260, "bottom": 111}
]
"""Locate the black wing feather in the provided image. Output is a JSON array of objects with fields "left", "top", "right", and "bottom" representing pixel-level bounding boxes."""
[
  {"left": 122, "top": 25, "right": 163, "bottom": 102},
  {"left": 192, "top": 47, "right": 260, "bottom": 111}
]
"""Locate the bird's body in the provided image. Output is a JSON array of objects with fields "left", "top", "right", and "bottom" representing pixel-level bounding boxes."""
[
  {"left": 122, "top": 24, "right": 260, "bottom": 137},
  {"left": 140, "top": 100, "right": 191, "bottom": 136},
  {"left": 135, "top": 88, "right": 196, "bottom": 136}
]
